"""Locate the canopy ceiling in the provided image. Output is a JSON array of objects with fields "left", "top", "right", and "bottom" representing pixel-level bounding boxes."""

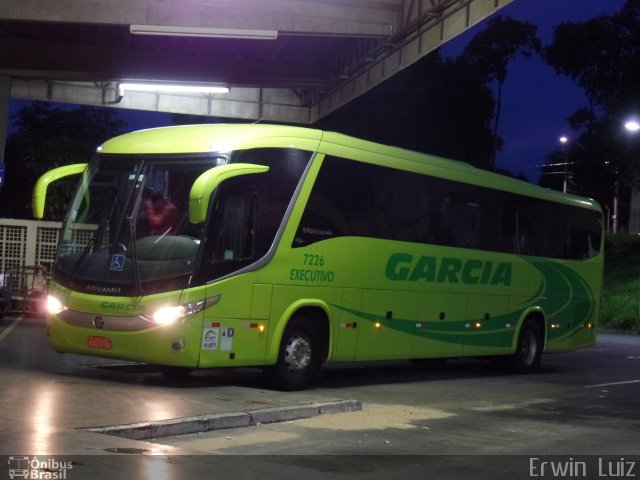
[{"left": 0, "top": 0, "right": 512, "bottom": 123}]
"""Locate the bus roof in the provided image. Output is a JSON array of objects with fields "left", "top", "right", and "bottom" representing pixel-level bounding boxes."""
[
  {"left": 98, "top": 124, "right": 323, "bottom": 156},
  {"left": 97, "top": 124, "right": 601, "bottom": 214}
]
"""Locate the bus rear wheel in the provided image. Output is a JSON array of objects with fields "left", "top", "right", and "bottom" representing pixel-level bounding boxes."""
[
  {"left": 264, "top": 316, "right": 321, "bottom": 391},
  {"left": 511, "top": 318, "right": 542, "bottom": 373}
]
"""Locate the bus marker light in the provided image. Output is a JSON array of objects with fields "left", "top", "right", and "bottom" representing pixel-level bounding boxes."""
[{"left": 474, "top": 322, "right": 482, "bottom": 329}]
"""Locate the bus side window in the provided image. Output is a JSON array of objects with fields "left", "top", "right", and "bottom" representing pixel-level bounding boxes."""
[
  {"left": 294, "top": 156, "right": 373, "bottom": 246},
  {"left": 567, "top": 230, "right": 591, "bottom": 259},
  {"left": 428, "top": 197, "right": 455, "bottom": 247}
]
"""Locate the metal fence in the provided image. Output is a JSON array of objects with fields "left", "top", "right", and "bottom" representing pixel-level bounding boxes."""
[{"left": 0, "top": 218, "right": 61, "bottom": 314}]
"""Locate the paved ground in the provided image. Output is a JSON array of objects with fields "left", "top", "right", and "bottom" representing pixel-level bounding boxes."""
[{"left": 1, "top": 313, "right": 639, "bottom": 479}]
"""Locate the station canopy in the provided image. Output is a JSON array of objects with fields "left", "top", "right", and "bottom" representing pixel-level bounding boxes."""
[{"left": 0, "top": 0, "right": 512, "bottom": 124}]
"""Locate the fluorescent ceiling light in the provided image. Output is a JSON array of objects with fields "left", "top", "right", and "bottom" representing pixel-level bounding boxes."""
[
  {"left": 119, "top": 83, "right": 230, "bottom": 95},
  {"left": 130, "top": 25, "right": 278, "bottom": 40}
]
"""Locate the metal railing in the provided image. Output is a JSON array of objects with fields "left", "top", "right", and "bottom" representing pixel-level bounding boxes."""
[{"left": 0, "top": 218, "right": 61, "bottom": 314}]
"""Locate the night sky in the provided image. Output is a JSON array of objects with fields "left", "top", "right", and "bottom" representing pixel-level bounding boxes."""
[
  {"left": 6, "top": 0, "right": 627, "bottom": 183},
  {"left": 440, "top": 0, "right": 626, "bottom": 180}
]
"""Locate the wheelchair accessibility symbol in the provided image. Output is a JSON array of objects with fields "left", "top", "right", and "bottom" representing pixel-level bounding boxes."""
[{"left": 110, "top": 254, "right": 125, "bottom": 271}]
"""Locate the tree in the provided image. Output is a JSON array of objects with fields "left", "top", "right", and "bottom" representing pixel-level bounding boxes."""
[
  {"left": 317, "top": 17, "right": 543, "bottom": 172},
  {"left": 460, "top": 16, "right": 541, "bottom": 167},
  {"left": 315, "top": 50, "right": 497, "bottom": 169},
  {"left": 545, "top": 1, "right": 640, "bottom": 127},
  {"left": 0, "top": 102, "right": 127, "bottom": 220},
  {"left": 543, "top": 0, "right": 640, "bottom": 222}
]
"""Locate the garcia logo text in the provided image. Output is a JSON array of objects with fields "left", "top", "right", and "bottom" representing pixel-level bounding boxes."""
[{"left": 385, "top": 253, "right": 512, "bottom": 286}]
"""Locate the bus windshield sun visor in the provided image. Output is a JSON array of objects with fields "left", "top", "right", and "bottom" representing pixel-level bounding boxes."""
[
  {"left": 33, "top": 163, "right": 88, "bottom": 219},
  {"left": 189, "top": 163, "right": 269, "bottom": 224}
]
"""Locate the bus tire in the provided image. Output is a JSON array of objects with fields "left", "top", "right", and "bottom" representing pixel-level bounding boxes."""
[
  {"left": 511, "top": 318, "right": 542, "bottom": 373},
  {"left": 264, "top": 316, "right": 321, "bottom": 391}
]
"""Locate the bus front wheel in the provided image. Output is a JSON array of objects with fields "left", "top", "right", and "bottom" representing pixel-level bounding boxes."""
[
  {"left": 511, "top": 318, "right": 542, "bottom": 373},
  {"left": 264, "top": 316, "right": 321, "bottom": 391}
]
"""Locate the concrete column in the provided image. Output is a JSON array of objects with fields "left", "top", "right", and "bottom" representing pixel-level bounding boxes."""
[{"left": 0, "top": 76, "right": 11, "bottom": 191}]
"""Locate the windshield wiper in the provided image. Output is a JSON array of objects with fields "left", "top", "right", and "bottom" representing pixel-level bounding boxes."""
[
  {"left": 126, "top": 215, "right": 144, "bottom": 294},
  {"left": 71, "top": 216, "right": 109, "bottom": 278}
]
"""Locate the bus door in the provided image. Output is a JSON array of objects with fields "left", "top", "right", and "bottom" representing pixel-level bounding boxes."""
[{"left": 197, "top": 183, "right": 269, "bottom": 367}]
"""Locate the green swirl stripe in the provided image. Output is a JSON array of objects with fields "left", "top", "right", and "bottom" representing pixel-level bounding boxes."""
[{"left": 329, "top": 258, "right": 595, "bottom": 349}]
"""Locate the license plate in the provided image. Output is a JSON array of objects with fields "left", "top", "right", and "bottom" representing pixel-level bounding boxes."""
[{"left": 87, "top": 335, "right": 113, "bottom": 350}]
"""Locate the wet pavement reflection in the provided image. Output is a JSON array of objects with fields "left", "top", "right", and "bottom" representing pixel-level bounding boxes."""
[
  {"left": 0, "top": 314, "right": 341, "bottom": 455},
  {"left": 1, "top": 313, "right": 640, "bottom": 480}
]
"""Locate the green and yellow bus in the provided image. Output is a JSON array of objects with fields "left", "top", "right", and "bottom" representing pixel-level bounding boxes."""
[{"left": 34, "top": 124, "right": 603, "bottom": 390}]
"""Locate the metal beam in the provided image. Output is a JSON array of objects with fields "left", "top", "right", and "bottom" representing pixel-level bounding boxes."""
[
  {"left": 311, "top": 0, "right": 513, "bottom": 122},
  {"left": 1, "top": 0, "right": 397, "bottom": 37},
  {"left": 11, "top": 80, "right": 311, "bottom": 124}
]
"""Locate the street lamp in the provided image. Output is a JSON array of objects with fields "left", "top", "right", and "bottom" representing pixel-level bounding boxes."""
[
  {"left": 559, "top": 136, "right": 570, "bottom": 193},
  {"left": 624, "top": 119, "right": 640, "bottom": 318},
  {"left": 626, "top": 117, "right": 640, "bottom": 234},
  {"left": 606, "top": 118, "right": 640, "bottom": 232}
]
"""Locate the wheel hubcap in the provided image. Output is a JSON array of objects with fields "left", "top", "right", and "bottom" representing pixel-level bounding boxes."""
[{"left": 284, "top": 333, "right": 312, "bottom": 374}]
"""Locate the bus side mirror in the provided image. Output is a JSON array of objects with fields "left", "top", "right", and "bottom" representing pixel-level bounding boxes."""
[
  {"left": 33, "top": 163, "right": 88, "bottom": 219},
  {"left": 189, "top": 163, "right": 269, "bottom": 224}
]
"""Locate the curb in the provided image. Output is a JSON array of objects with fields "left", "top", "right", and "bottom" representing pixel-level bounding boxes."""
[{"left": 85, "top": 399, "right": 362, "bottom": 440}]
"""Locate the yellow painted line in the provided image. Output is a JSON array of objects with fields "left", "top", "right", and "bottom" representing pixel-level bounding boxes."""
[{"left": 0, "top": 315, "right": 23, "bottom": 342}]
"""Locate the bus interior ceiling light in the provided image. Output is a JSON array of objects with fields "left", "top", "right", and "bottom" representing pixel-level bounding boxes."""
[
  {"left": 129, "top": 25, "right": 279, "bottom": 40},
  {"left": 118, "top": 83, "right": 230, "bottom": 95}
]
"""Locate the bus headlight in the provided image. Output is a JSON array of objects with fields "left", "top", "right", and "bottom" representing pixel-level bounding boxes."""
[
  {"left": 150, "top": 300, "right": 206, "bottom": 326},
  {"left": 46, "top": 295, "right": 66, "bottom": 315},
  {"left": 151, "top": 306, "right": 186, "bottom": 326}
]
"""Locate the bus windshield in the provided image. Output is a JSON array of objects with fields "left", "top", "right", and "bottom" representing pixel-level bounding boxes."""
[{"left": 54, "top": 153, "right": 226, "bottom": 296}]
